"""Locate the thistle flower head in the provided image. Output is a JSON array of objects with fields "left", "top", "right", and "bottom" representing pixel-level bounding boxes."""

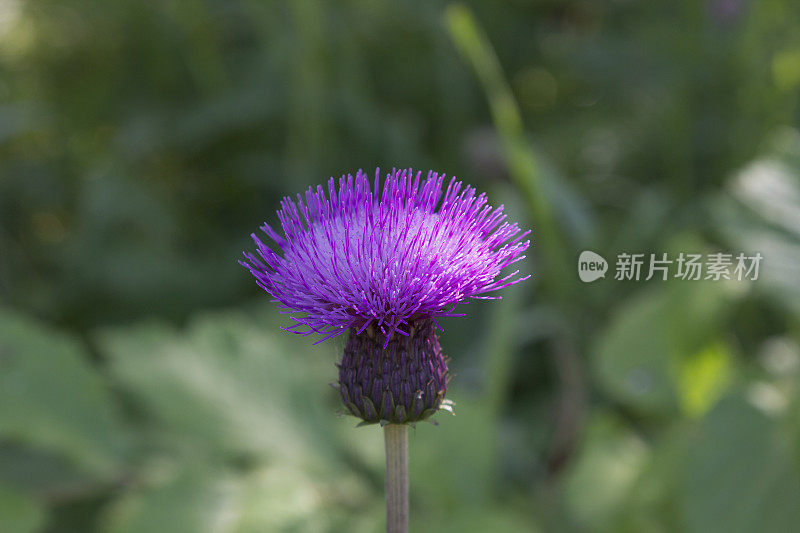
[
  {"left": 241, "top": 168, "right": 530, "bottom": 424},
  {"left": 240, "top": 168, "right": 531, "bottom": 345}
]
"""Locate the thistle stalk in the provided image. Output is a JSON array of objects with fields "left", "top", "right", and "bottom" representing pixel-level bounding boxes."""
[{"left": 384, "top": 424, "right": 409, "bottom": 533}]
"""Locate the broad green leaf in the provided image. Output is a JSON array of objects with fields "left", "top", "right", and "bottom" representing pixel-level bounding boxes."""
[
  {"left": 99, "top": 308, "right": 383, "bottom": 532},
  {"left": 615, "top": 425, "right": 687, "bottom": 533},
  {"left": 102, "top": 462, "right": 380, "bottom": 533},
  {"left": 96, "top": 308, "right": 340, "bottom": 462},
  {"left": 561, "top": 412, "right": 649, "bottom": 531},
  {"left": 0, "top": 484, "right": 45, "bottom": 533},
  {"left": 102, "top": 467, "right": 236, "bottom": 533},
  {"left": 683, "top": 395, "right": 800, "bottom": 533},
  {"left": 228, "top": 462, "right": 379, "bottom": 533},
  {"left": 715, "top": 128, "right": 800, "bottom": 313},
  {"left": 0, "top": 308, "right": 127, "bottom": 476},
  {"left": 594, "top": 281, "right": 736, "bottom": 415}
]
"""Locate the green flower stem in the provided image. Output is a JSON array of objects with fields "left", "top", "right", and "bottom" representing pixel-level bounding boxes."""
[{"left": 384, "top": 424, "right": 409, "bottom": 533}]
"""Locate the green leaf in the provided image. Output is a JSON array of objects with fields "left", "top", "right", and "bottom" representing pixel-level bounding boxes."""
[
  {"left": 102, "top": 467, "right": 235, "bottom": 533},
  {"left": 229, "top": 462, "right": 379, "bottom": 533},
  {"left": 594, "top": 281, "right": 736, "bottom": 415},
  {"left": 615, "top": 425, "right": 687, "bottom": 533},
  {"left": 677, "top": 342, "right": 733, "bottom": 418},
  {"left": 103, "top": 461, "right": 381, "bottom": 533},
  {"left": 96, "top": 308, "right": 339, "bottom": 461},
  {"left": 0, "top": 308, "right": 127, "bottom": 476},
  {"left": 715, "top": 128, "right": 800, "bottom": 313},
  {"left": 0, "top": 484, "right": 45, "bottom": 533},
  {"left": 683, "top": 395, "right": 800, "bottom": 533},
  {"left": 561, "top": 412, "right": 649, "bottom": 530},
  {"left": 98, "top": 308, "right": 385, "bottom": 532}
]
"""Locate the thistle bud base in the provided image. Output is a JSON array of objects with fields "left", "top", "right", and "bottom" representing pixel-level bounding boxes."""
[{"left": 337, "top": 320, "right": 448, "bottom": 425}]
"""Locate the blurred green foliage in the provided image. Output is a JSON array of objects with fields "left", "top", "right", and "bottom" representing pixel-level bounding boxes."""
[{"left": 2, "top": 0, "right": 800, "bottom": 531}]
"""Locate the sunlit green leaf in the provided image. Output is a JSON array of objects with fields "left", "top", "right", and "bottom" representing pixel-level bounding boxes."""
[
  {"left": 0, "top": 308, "right": 127, "bottom": 476},
  {"left": 102, "top": 466, "right": 236, "bottom": 533},
  {"left": 678, "top": 342, "right": 733, "bottom": 418},
  {"left": 594, "top": 281, "right": 737, "bottom": 415},
  {"left": 98, "top": 309, "right": 343, "bottom": 462},
  {"left": 716, "top": 128, "right": 800, "bottom": 312}
]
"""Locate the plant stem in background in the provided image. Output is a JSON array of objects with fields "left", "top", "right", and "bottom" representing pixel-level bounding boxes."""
[
  {"left": 445, "top": 3, "right": 573, "bottom": 300},
  {"left": 445, "top": 2, "right": 586, "bottom": 477},
  {"left": 384, "top": 424, "right": 409, "bottom": 533}
]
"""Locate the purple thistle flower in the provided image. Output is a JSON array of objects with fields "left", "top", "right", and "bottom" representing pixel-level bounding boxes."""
[
  {"left": 241, "top": 167, "right": 531, "bottom": 423},
  {"left": 241, "top": 168, "right": 530, "bottom": 342}
]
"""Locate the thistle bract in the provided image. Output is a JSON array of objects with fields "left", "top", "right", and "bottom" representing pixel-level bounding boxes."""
[
  {"left": 338, "top": 319, "right": 447, "bottom": 424},
  {"left": 241, "top": 168, "right": 530, "bottom": 423}
]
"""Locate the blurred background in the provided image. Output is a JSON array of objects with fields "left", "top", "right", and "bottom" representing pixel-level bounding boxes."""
[{"left": 2, "top": 0, "right": 800, "bottom": 531}]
